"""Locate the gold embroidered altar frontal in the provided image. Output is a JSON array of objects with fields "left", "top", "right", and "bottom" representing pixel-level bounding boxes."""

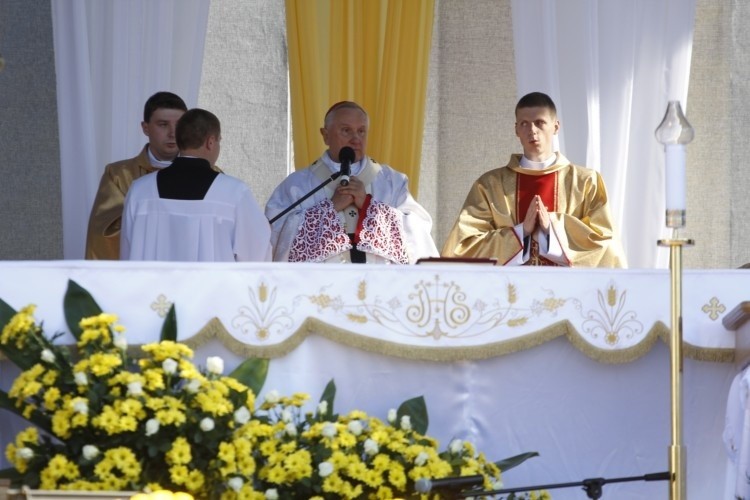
[
  {"left": 0, "top": 261, "right": 742, "bottom": 364},
  {"left": 0, "top": 261, "right": 744, "bottom": 498}
]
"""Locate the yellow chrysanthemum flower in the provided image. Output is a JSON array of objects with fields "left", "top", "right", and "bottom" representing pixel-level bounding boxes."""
[
  {"left": 266, "top": 464, "right": 286, "bottom": 484},
  {"left": 86, "top": 352, "right": 122, "bottom": 377},
  {"left": 43, "top": 386, "right": 61, "bottom": 411},
  {"left": 141, "top": 341, "right": 194, "bottom": 362},
  {"left": 16, "top": 427, "right": 38, "bottom": 446},
  {"left": 184, "top": 469, "right": 205, "bottom": 492},
  {"left": 1, "top": 305, "right": 37, "bottom": 348},
  {"left": 169, "top": 464, "right": 189, "bottom": 485},
  {"left": 167, "top": 437, "right": 192, "bottom": 465},
  {"left": 51, "top": 409, "right": 73, "bottom": 438}
]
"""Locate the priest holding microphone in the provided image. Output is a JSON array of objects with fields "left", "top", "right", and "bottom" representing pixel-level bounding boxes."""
[{"left": 265, "top": 101, "right": 438, "bottom": 264}]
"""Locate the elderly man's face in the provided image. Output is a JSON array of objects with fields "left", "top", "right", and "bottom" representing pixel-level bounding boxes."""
[{"left": 320, "top": 107, "right": 368, "bottom": 163}]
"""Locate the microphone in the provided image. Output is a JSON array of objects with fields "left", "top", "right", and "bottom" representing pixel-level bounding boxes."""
[
  {"left": 414, "top": 475, "right": 484, "bottom": 494},
  {"left": 338, "top": 146, "right": 355, "bottom": 186}
]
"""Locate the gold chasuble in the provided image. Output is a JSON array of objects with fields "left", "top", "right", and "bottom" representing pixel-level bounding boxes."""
[{"left": 442, "top": 154, "right": 624, "bottom": 268}]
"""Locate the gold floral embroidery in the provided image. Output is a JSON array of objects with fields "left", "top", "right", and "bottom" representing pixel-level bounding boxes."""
[
  {"left": 232, "top": 282, "right": 294, "bottom": 340},
  {"left": 575, "top": 282, "right": 643, "bottom": 346}
]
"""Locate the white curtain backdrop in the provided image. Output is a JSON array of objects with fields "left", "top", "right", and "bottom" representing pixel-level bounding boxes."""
[
  {"left": 512, "top": 0, "right": 696, "bottom": 269},
  {"left": 51, "top": 0, "right": 211, "bottom": 259}
]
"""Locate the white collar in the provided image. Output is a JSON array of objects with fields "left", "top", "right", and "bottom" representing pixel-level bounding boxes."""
[
  {"left": 147, "top": 147, "right": 174, "bottom": 168},
  {"left": 520, "top": 153, "right": 557, "bottom": 170}
]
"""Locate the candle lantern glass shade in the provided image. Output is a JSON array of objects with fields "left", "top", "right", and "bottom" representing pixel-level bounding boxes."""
[{"left": 655, "top": 101, "right": 694, "bottom": 229}]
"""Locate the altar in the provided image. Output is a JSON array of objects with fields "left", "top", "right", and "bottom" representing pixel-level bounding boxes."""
[{"left": 0, "top": 261, "right": 746, "bottom": 499}]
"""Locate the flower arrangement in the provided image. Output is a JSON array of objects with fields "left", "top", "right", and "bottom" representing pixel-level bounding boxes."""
[{"left": 0, "top": 280, "right": 544, "bottom": 499}]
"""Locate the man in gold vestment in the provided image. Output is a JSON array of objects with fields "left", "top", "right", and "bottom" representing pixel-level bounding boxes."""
[
  {"left": 442, "top": 92, "right": 624, "bottom": 267},
  {"left": 85, "top": 92, "right": 188, "bottom": 260}
]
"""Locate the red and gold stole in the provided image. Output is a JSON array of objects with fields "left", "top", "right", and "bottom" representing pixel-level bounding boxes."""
[
  {"left": 516, "top": 170, "right": 557, "bottom": 216},
  {"left": 516, "top": 171, "right": 559, "bottom": 266}
]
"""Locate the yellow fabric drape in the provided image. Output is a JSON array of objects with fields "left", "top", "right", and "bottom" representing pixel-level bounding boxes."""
[{"left": 285, "top": 0, "right": 434, "bottom": 196}]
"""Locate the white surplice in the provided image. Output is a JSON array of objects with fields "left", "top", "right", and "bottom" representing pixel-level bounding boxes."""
[{"left": 121, "top": 173, "right": 271, "bottom": 262}]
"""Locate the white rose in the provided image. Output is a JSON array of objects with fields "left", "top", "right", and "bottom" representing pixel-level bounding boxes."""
[
  {"left": 234, "top": 406, "right": 251, "bottom": 425},
  {"left": 16, "top": 447, "right": 33, "bottom": 460},
  {"left": 348, "top": 420, "right": 363, "bottom": 436},
  {"left": 145, "top": 418, "right": 160, "bottom": 436},
  {"left": 162, "top": 358, "right": 178, "bottom": 375},
  {"left": 227, "top": 477, "right": 243, "bottom": 492},
  {"left": 41, "top": 348, "right": 55, "bottom": 363},
  {"left": 72, "top": 400, "right": 88, "bottom": 415},
  {"left": 82, "top": 445, "right": 99, "bottom": 460},
  {"left": 415, "top": 451, "right": 429, "bottom": 466},
  {"left": 318, "top": 461, "right": 334, "bottom": 477},
  {"left": 206, "top": 356, "right": 224, "bottom": 375},
  {"left": 200, "top": 418, "right": 215, "bottom": 432},
  {"left": 74, "top": 372, "right": 88, "bottom": 386},
  {"left": 284, "top": 422, "right": 297, "bottom": 437},
  {"left": 127, "top": 381, "right": 143, "bottom": 396},
  {"left": 491, "top": 479, "right": 504, "bottom": 490},
  {"left": 281, "top": 408, "right": 293, "bottom": 423},
  {"left": 449, "top": 438, "right": 463, "bottom": 455},
  {"left": 113, "top": 335, "right": 127, "bottom": 351},
  {"left": 318, "top": 401, "right": 328, "bottom": 415},
  {"left": 322, "top": 422, "right": 337, "bottom": 438},
  {"left": 364, "top": 438, "right": 379, "bottom": 456},
  {"left": 264, "top": 390, "right": 280, "bottom": 404},
  {"left": 387, "top": 409, "right": 397, "bottom": 423},
  {"left": 185, "top": 379, "right": 202, "bottom": 394},
  {"left": 265, "top": 489, "right": 279, "bottom": 500},
  {"left": 400, "top": 415, "right": 412, "bottom": 431}
]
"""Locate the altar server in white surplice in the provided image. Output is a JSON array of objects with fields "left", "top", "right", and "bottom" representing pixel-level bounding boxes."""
[
  {"left": 121, "top": 108, "right": 271, "bottom": 262},
  {"left": 265, "top": 101, "right": 438, "bottom": 264}
]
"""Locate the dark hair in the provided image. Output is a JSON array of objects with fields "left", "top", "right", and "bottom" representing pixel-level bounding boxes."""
[
  {"left": 515, "top": 92, "right": 557, "bottom": 117},
  {"left": 323, "top": 101, "right": 368, "bottom": 127},
  {"left": 176, "top": 109, "right": 221, "bottom": 150},
  {"left": 143, "top": 91, "right": 188, "bottom": 123}
]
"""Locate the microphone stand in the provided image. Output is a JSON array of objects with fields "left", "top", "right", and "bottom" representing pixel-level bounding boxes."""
[
  {"left": 453, "top": 471, "right": 670, "bottom": 499},
  {"left": 268, "top": 171, "right": 341, "bottom": 225}
]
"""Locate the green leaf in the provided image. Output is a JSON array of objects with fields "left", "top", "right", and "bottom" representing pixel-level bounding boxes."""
[
  {"left": 0, "top": 389, "right": 52, "bottom": 434},
  {"left": 160, "top": 304, "right": 177, "bottom": 342},
  {"left": 0, "top": 299, "right": 29, "bottom": 369},
  {"left": 0, "top": 388, "right": 15, "bottom": 412},
  {"left": 397, "top": 396, "right": 428, "bottom": 435},
  {"left": 229, "top": 358, "right": 269, "bottom": 396},
  {"left": 0, "top": 297, "right": 16, "bottom": 329},
  {"left": 319, "top": 379, "right": 336, "bottom": 417},
  {"left": 63, "top": 280, "right": 102, "bottom": 340},
  {"left": 0, "top": 467, "right": 22, "bottom": 481},
  {"left": 494, "top": 451, "right": 539, "bottom": 472}
]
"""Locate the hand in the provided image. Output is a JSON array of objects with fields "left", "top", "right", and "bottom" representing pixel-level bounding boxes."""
[
  {"left": 522, "top": 195, "right": 550, "bottom": 236},
  {"left": 535, "top": 196, "right": 550, "bottom": 234},
  {"left": 331, "top": 189, "right": 354, "bottom": 212},
  {"left": 522, "top": 197, "right": 538, "bottom": 236},
  {"left": 334, "top": 176, "right": 367, "bottom": 209}
]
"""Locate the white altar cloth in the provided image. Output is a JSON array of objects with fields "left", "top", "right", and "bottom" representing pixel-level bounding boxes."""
[
  {"left": 0, "top": 261, "right": 743, "bottom": 362},
  {"left": 0, "top": 261, "right": 746, "bottom": 498}
]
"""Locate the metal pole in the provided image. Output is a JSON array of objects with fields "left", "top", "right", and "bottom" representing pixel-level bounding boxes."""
[{"left": 658, "top": 237, "right": 693, "bottom": 500}]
